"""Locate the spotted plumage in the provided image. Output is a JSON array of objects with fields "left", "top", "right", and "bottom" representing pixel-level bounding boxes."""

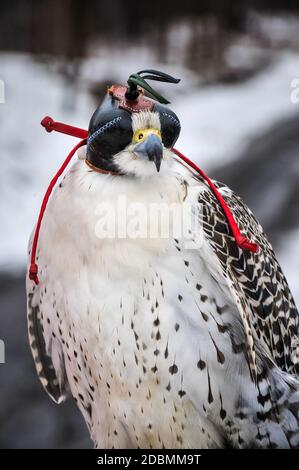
[{"left": 27, "top": 108, "right": 299, "bottom": 449}]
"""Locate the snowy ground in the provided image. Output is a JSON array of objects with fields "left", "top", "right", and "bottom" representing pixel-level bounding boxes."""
[{"left": 1, "top": 50, "right": 299, "bottom": 305}]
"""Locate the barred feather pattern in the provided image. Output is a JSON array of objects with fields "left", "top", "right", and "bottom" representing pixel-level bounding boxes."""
[
  {"left": 198, "top": 178, "right": 299, "bottom": 374},
  {"left": 193, "top": 175, "right": 299, "bottom": 448}
]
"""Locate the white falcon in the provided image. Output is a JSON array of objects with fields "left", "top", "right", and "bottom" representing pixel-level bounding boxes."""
[{"left": 27, "top": 70, "right": 299, "bottom": 449}]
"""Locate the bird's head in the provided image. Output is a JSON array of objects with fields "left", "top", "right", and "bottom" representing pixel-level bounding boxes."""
[{"left": 86, "top": 70, "right": 181, "bottom": 177}]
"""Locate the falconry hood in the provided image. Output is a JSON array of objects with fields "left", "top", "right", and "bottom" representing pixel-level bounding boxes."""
[
  {"left": 30, "top": 69, "right": 259, "bottom": 285},
  {"left": 86, "top": 70, "right": 181, "bottom": 172}
]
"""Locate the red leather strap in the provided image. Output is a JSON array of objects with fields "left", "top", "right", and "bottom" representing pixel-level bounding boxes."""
[{"left": 41, "top": 116, "right": 88, "bottom": 139}]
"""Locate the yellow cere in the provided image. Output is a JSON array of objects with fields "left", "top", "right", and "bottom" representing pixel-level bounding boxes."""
[{"left": 132, "top": 127, "right": 161, "bottom": 144}]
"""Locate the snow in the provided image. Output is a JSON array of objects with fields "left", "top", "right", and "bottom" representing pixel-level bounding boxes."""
[
  {"left": 0, "top": 50, "right": 299, "bottom": 273},
  {"left": 0, "top": 53, "right": 93, "bottom": 272}
]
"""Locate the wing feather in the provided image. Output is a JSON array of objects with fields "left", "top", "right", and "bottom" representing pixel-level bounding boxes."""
[
  {"left": 197, "top": 176, "right": 299, "bottom": 375},
  {"left": 26, "top": 251, "right": 66, "bottom": 404}
]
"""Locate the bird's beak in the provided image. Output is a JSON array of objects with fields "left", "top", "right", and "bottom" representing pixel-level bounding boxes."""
[{"left": 134, "top": 133, "right": 163, "bottom": 172}]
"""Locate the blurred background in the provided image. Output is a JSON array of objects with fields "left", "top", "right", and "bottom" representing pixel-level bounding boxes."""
[{"left": 0, "top": 0, "right": 299, "bottom": 449}]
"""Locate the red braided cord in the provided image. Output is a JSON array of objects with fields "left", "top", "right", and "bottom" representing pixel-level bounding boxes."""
[
  {"left": 29, "top": 116, "right": 258, "bottom": 285},
  {"left": 29, "top": 138, "right": 87, "bottom": 284}
]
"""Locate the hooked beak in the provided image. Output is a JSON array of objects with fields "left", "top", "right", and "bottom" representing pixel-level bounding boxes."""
[{"left": 134, "top": 134, "right": 163, "bottom": 172}]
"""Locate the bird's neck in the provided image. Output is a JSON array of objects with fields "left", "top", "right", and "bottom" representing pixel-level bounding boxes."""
[
  {"left": 85, "top": 150, "right": 120, "bottom": 174},
  {"left": 85, "top": 158, "right": 122, "bottom": 176}
]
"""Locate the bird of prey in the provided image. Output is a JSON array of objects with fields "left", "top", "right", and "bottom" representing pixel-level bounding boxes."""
[{"left": 27, "top": 70, "right": 299, "bottom": 449}]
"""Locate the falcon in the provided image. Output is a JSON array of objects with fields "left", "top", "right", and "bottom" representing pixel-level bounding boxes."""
[{"left": 27, "top": 70, "right": 299, "bottom": 449}]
